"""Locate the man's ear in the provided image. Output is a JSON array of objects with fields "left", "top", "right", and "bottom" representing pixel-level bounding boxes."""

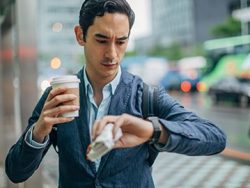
[{"left": 74, "top": 25, "right": 85, "bottom": 46}]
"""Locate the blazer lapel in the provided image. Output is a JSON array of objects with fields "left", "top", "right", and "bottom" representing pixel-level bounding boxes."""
[{"left": 76, "top": 70, "right": 97, "bottom": 175}]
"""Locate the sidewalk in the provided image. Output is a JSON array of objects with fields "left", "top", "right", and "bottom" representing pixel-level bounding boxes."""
[
  {"left": 1, "top": 150, "right": 250, "bottom": 188},
  {"left": 153, "top": 153, "right": 250, "bottom": 188}
]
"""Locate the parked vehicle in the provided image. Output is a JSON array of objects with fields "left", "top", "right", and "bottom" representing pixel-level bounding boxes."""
[
  {"left": 160, "top": 69, "right": 203, "bottom": 93},
  {"left": 208, "top": 76, "right": 250, "bottom": 107},
  {"left": 160, "top": 69, "right": 182, "bottom": 91}
]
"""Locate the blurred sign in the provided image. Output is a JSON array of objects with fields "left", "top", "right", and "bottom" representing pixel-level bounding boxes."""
[
  {"left": 233, "top": 8, "right": 250, "bottom": 22},
  {"left": 122, "top": 56, "right": 168, "bottom": 86},
  {"left": 178, "top": 56, "right": 206, "bottom": 70},
  {"left": 242, "top": 54, "right": 250, "bottom": 69}
]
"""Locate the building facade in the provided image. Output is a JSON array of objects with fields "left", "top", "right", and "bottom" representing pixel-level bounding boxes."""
[{"left": 135, "top": 0, "right": 240, "bottom": 53}]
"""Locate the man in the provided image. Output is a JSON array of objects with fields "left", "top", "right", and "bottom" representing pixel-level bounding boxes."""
[{"left": 5, "top": 0, "right": 226, "bottom": 187}]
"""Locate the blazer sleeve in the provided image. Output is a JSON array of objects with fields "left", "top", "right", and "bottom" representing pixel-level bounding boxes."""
[
  {"left": 154, "top": 86, "right": 226, "bottom": 155},
  {"left": 5, "top": 87, "right": 52, "bottom": 183}
]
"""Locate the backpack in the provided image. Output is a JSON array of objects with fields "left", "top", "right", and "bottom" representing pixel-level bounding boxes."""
[{"left": 50, "top": 82, "right": 159, "bottom": 165}]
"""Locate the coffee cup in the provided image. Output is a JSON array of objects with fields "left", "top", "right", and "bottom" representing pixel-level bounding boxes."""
[{"left": 50, "top": 75, "right": 80, "bottom": 117}]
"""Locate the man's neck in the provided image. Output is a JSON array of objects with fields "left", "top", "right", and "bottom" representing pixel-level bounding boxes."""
[
  {"left": 88, "top": 79, "right": 106, "bottom": 107},
  {"left": 85, "top": 70, "right": 117, "bottom": 106},
  {"left": 89, "top": 75, "right": 113, "bottom": 91}
]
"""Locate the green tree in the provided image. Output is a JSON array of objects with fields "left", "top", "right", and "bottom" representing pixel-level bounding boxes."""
[
  {"left": 210, "top": 17, "right": 241, "bottom": 38},
  {"left": 125, "top": 50, "right": 138, "bottom": 57},
  {"left": 147, "top": 42, "right": 183, "bottom": 61}
]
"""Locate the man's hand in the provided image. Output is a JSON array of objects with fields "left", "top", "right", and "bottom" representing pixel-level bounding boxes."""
[
  {"left": 33, "top": 87, "right": 79, "bottom": 143},
  {"left": 92, "top": 114, "right": 154, "bottom": 148}
]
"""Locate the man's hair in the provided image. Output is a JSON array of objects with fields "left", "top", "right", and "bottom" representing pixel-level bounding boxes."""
[{"left": 79, "top": 0, "right": 135, "bottom": 40}]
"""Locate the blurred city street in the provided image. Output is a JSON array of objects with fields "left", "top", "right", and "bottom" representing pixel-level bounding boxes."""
[{"left": 1, "top": 0, "right": 250, "bottom": 187}]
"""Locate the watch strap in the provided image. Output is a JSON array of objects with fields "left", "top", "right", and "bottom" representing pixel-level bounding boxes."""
[{"left": 147, "top": 117, "right": 161, "bottom": 144}]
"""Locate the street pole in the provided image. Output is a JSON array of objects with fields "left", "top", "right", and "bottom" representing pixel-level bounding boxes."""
[
  {"left": 0, "top": 6, "right": 20, "bottom": 188},
  {"left": 15, "top": 0, "right": 42, "bottom": 186},
  {"left": 0, "top": 0, "right": 42, "bottom": 187},
  {"left": 241, "top": 0, "right": 248, "bottom": 35}
]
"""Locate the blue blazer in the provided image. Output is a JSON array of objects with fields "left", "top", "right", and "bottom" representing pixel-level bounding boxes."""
[{"left": 5, "top": 69, "right": 226, "bottom": 188}]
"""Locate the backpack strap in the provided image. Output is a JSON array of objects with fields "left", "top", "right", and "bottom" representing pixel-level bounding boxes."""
[
  {"left": 142, "top": 82, "right": 160, "bottom": 166},
  {"left": 142, "top": 82, "right": 159, "bottom": 118}
]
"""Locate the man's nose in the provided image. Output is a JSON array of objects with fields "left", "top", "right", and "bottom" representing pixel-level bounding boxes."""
[{"left": 105, "top": 43, "right": 117, "bottom": 60}]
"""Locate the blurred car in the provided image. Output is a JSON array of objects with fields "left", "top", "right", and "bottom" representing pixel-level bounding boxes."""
[
  {"left": 160, "top": 70, "right": 182, "bottom": 91},
  {"left": 160, "top": 69, "right": 202, "bottom": 92},
  {"left": 208, "top": 76, "right": 250, "bottom": 107}
]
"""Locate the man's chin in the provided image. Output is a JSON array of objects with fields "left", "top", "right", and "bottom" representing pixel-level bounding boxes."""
[{"left": 101, "top": 69, "right": 118, "bottom": 79}]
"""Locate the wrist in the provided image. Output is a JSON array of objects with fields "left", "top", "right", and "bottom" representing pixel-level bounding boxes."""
[
  {"left": 146, "top": 117, "right": 162, "bottom": 144},
  {"left": 32, "top": 124, "right": 48, "bottom": 143},
  {"left": 158, "top": 125, "right": 168, "bottom": 144}
]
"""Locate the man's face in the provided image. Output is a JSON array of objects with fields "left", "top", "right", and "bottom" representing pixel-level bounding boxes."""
[{"left": 79, "top": 13, "right": 130, "bottom": 82}]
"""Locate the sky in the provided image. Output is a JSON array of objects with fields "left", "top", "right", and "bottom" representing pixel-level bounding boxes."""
[{"left": 126, "top": 0, "right": 151, "bottom": 50}]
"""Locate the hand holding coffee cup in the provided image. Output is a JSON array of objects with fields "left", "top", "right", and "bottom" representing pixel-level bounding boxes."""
[
  {"left": 50, "top": 75, "right": 80, "bottom": 117},
  {"left": 32, "top": 76, "right": 80, "bottom": 143}
]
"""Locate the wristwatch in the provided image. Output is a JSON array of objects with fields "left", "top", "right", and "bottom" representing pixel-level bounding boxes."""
[{"left": 146, "top": 116, "right": 162, "bottom": 144}]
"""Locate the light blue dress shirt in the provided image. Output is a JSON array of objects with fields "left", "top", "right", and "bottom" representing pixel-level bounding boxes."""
[
  {"left": 25, "top": 66, "right": 121, "bottom": 170},
  {"left": 83, "top": 66, "right": 121, "bottom": 169}
]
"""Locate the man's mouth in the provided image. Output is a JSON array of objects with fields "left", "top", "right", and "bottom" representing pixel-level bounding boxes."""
[{"left": 101, "top": 60, "right": 117, "bottom": 66}]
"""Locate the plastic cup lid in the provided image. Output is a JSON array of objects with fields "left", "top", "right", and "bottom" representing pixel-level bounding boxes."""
[{"left": 50, "top": 75, "right": 80, "bottom": 85}]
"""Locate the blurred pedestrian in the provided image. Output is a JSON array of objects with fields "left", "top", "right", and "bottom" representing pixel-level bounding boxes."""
[{"left": 5, "top": 0, "right": 226, "bottom": 187}]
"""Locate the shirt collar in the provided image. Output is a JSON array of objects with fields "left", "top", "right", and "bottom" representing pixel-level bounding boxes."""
[{"left": 83, "top": 66, "right": 121, "bottom": 95}]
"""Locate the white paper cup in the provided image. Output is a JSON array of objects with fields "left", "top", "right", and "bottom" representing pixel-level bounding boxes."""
[{"left": 50, "top": 75, "right": 80, "bottom": 117}]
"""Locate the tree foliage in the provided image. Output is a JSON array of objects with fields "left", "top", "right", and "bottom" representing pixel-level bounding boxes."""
[
  {"left": 210, "top": 17, "right": 241, "bottom": 38},
  {"left": 146, "top": 43, "right": 204, "bottom": 61},
  {"left": 125, "top": 50, "right": 138, "bottom": 57},
  {"left": 147, "top": 43, "right": 183, "bottom": 61}
]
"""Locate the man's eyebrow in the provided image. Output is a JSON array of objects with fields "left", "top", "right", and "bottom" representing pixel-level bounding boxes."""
[
  {"left": 94, "top": 33, "right": 128, "bottom": 40},
  {"left": 95, "top": 33, "right": 109, "bottom": 39},
  {"left": 117, "top": 36, "right": 129, "bottom": 41}
]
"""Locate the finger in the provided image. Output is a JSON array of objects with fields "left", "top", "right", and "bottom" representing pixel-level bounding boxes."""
[
  {"left": 92, "top": 119, "right": 108, "bottom": 140},
  {"left": 113, "top": 139, "right": 125, "bottom": 148},
  {"left": 44, "top": 116, "right": 74, "bottom": 125},
  {"left": 92, "top": 115, "right": 118, "bottom": 140},
  {"left": 113, "top": 134, "right": 146, "bottom": 149},
  {"left": 112, "top": 116, "right": 125, "bottom": 139},
  {"left": 86, "top": 144, "right": 91, "bottom": 154},
  {"left": 45, "top": 94, "right": 77, "bottom": 110},
  {"left": 43, "top": 105, "right": 79, "bottom": 117},
  {"left": 47, "top": 87, "right": 68, "bottom": 101},
  {"left": 113, "top": 134, "right": 136, "bottom": 148}
]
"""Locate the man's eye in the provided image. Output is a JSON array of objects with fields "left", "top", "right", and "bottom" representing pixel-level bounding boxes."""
[
  {"left": 117, "top": 41, "right": 125, "bottom": 45},
  {"left": 97, "top": 40, "right": 107, "bottom": 44}
]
